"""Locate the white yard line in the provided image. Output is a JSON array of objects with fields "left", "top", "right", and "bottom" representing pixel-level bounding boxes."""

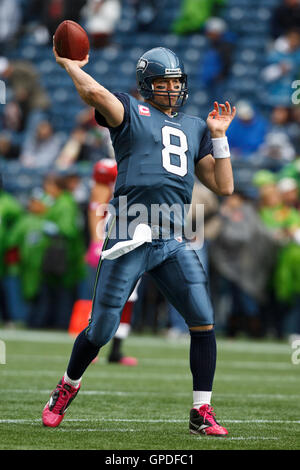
[
  {"left": 0, "top": 417, "right": 299, "bottom": 425},
  {"left": 53, "top": 429, "right": 281, "bottom": 439},
  {"left": 1, "top": 369, "right": 299, "bottom": 382},
  {"left": 2, "top": 389, "right": 300, "bottom": 401},
  {"left": 192, "top": 436, "right": 280, "bottom": 441},
  {"left": 57, "top": 428, "right": 137, "bottom": 433}
]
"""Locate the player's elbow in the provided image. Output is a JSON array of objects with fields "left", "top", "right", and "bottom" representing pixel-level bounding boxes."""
[
  {"left": 83, "top": 85, "right": 104, "bottom": 107},
  {"left": 218, "top": 184, "right": 234, "bottom": 196}
]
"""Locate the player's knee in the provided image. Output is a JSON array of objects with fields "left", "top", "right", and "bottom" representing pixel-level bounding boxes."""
[
  {"left": 86, "top": 307, "right": 121, "bottom": 348},
  {"left": 182, "top": 285, "right": 214, "bottom": 327}
]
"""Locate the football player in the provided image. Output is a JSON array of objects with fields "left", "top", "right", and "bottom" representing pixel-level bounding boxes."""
[
  {"left": 86, "top": 158, "right": 138, "bottom": 366},
  {"left": 43, "top": 45, "right": 236, "bottom": 436}
]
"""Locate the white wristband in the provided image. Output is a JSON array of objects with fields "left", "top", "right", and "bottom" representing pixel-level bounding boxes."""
[{"left": 212, "top": 136, "right": 230, "bottom": 159}]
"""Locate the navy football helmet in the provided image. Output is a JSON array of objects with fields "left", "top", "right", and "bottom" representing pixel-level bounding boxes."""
[{"left": 136, "top": 47, "right": 188, "bottom": 109}]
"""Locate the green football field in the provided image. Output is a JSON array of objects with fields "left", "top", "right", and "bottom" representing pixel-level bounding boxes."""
[{"left": 0, "top": 329, "right": 299, "bottom": 452}]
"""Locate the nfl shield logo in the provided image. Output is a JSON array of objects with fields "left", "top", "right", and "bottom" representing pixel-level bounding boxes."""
[{"left": 138, "top": 105, "right": 151, "bottom": 116}]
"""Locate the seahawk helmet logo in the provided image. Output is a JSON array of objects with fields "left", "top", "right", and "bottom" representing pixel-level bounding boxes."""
[{"left": 136, "top": 58, "right": 148, "bottom": 71}]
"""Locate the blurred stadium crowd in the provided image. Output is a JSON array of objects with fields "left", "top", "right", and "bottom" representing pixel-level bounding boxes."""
[{"left": 1, "top": 0, "right": 300, "bottom": 340}]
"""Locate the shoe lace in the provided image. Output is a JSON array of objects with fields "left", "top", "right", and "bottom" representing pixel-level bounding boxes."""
[
  {"left": 50, "top": 383, "right": 75, "bottom": 414},
  {"left": 202, "top": 405, "right": 217, "bottom": 426}
]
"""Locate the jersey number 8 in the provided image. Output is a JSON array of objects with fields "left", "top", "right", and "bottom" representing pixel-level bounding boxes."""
[{"left": 161, "top": 126, "right": 188, "bottom": 177}]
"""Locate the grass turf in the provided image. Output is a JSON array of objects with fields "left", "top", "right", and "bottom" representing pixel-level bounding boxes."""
[{"left": 0, "top": 329, "right": 299, "bottom": 451}]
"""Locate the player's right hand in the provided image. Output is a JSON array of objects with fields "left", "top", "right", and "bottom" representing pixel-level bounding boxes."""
[{"left": 52, "top": 43, "right": 89, "bottom": 69}]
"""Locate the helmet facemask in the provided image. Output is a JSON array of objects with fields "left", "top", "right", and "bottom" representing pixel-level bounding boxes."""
[{"left": 142, "top": 74, "right": 188, "bottom": 110}]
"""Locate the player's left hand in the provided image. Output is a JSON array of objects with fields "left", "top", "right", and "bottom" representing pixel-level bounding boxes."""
[{"left": 206, "top": 101, "right": 236, "bottom": 138}]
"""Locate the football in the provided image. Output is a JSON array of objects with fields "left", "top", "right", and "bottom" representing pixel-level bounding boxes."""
[{"left": 54, "top": 20, "right": 90, "bottom": 61}]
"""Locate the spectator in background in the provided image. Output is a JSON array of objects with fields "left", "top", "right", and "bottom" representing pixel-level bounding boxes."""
[
  {"left": 0, "top": 0, "right": 22, "bottom": 53},
  {"left": 261, "top": 28, "right": 300, "bottom": 106},
  {"left": 258, "top": 182, "right": 300, "bottom": 336},
  {"left": 55, "top": 128, "right": 88, "bottom": 169},
  {"left": 268, "top": 105, "right": 300, "bottom": 154},
  {"left": 0, "top": 58, "right": 50, "bottom": 112},
  {"left": 172, "top": 0, "right": 225, "bottom": 35},
  {"left": 196, "top": 17, "right": 234, "bottom": 101},
  {"left": 0, "top": 57, "right": 50, "bottom": 134},
  {"left": 7, "top": 191, "right": 52, "bottom": 326},
  {"left": 252, "top": 168, "right": 278, "bottom": 189},
  {"left": 258, "top": 181, "right": 300, "bottom": 249},
  {"left": 226, "top": 100, "right": 269, "bottom": 158},
  {"left": 63, "top": 171, "right": 90, "bottom": 207},
  {"left": 28, "top": 0, "right": 87, "bottom": 44},
  {"left": 81, "top": 0, "right": 121, "bottom": 48},
  {"left": 56, "top": 107, "right": 113, "bottom": 169},
  {"left": 209, "top": 192, "right": 277, "bottom": 338},
  {"left": 278, "top": 177, "right": 300, "bottom": 210},
  {"left": 278, "top": 155, "right": 300, "bottom": 187},
  {"left": 269, "top": 106, "right": 293, "bottom": 137},
  {"left": 0, "top": 132, "right": 20, "bottom": 160},
  {"left": 271, "top": 0, "right": 300, "bottom": 39},
  {"left": 20, "top": 120, "right": 65, "bottom": 168},
  {"left": 257, "top": 131, "right": 296, "bottom": 169},
  {"left": 56, "top": 125, "right": 113, "bottom": 168},
  {"left": 258, "top": 182, "right": 300, "bottom": 234},
  {"left": 129, "top": 0, "right": 163, "bottom": 31},
  {"left": 0, "top": 174, "right": 23, "bottom": 326},
  {"left": 8, "top": 174, "right": 86, "bottom": 329},
  {"left": 38, "top": 174, "right": 86, "bottom": 329}
]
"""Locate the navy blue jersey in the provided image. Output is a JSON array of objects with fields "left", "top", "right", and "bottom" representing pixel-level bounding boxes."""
[{"left": 95, "top": 93, "right": 212, "bottom": 234}]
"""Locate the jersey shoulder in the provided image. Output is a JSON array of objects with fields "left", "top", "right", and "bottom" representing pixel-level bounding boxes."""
[
  {"left": 127, "top": 94, "right": 153, "bottom": 115},
  {"left": 178, "top": 111, "right": 207, "bottom": 129}
]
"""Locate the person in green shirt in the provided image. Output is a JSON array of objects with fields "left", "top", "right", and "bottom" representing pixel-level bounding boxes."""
[
  {"left": 7, "top": 199, "right": 50, "bottom": 303},
  {"left": 259, "top": 183, "right": 300, "bottom": 240},
  {"left": 8, "top": 173, "right": 86, "bottom": 329},
  {"left": 258, "top": 183, "right": 300, "bottom": 336},
  {"left": 278, "top": 157, "right": 300, "bottom": 191},
  {"left": 42, "top": 174, "right": 86, "bottom": 292},
  {"left": 172, "top": 0, "right": 225, "bottom": 35},
  {"left": 0, "top": 175, "right": 24, "bottom": 324}
]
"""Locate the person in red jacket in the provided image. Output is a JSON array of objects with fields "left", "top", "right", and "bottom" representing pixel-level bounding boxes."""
[{"left": 85, "top": 158, "right": 138, "bottom": 365}]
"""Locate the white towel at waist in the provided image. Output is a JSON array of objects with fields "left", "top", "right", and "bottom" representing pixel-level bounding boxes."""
[{"left": 101, "top": 224, "right": 152, "bottom": 260}]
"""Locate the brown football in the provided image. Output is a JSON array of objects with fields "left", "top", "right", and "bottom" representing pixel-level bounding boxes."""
[{"left": 54, "top": 20, "right": 90, "bottom": 61}]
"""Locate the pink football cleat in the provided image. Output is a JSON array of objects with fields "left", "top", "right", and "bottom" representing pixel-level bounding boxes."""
[
  {"left": 42, "top": 377, "right": 80, "bottom": 427},
  {"left": 119, "top": 356, "right": 138, "bottom": 366},
  {"left": 108, "top": 353, "right": 138, "bottom": 366},
  {"left": 189, "top": 404, "right": 228, "bottom": 436}
]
